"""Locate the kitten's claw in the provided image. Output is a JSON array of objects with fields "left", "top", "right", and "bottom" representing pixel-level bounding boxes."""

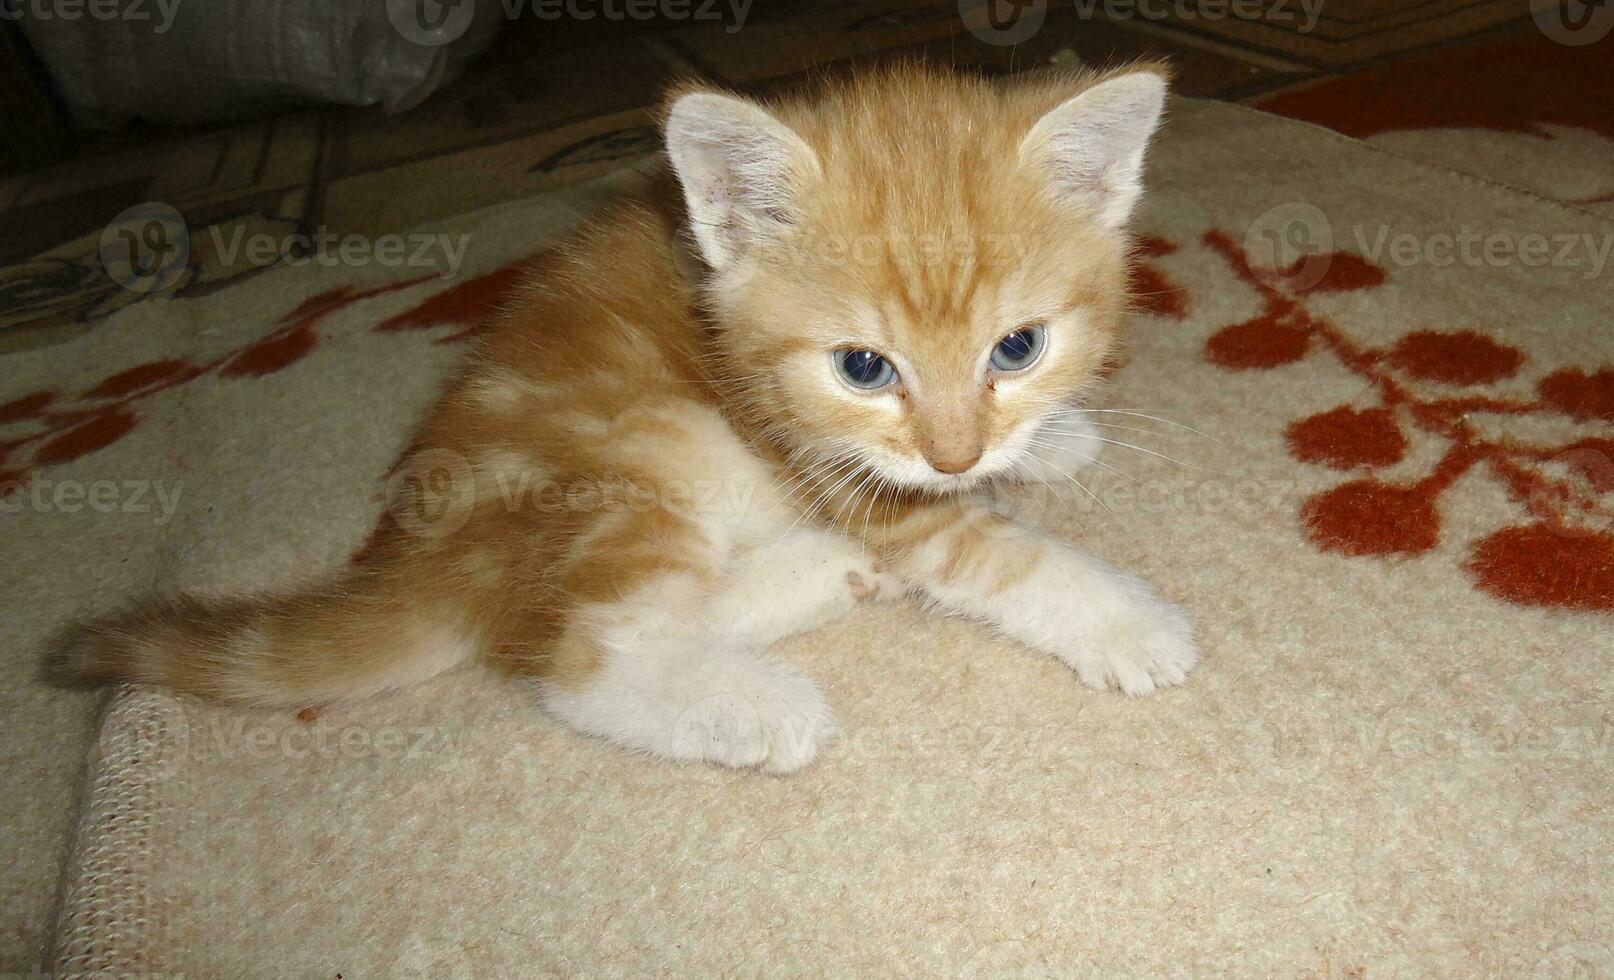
[{"left": 846, "top": 562, "right": 905, "bottom": 602}]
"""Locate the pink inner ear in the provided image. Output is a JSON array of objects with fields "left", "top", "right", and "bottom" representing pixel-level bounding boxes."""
[
  {"left": 665, "top": 92, "right": 816, "bottom": 267},
  {"left": 1022, "top": 73, "right": 1167, "bottom": 228}
]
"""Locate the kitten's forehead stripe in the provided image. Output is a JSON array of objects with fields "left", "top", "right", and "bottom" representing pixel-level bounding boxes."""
[{"left": 881, "top": 245, "right": 924, "bottom": 329}]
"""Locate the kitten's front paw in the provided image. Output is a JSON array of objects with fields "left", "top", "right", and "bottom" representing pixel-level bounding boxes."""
[{"left": 1061, "top": 595, "right": 1199, "bottom": 696}]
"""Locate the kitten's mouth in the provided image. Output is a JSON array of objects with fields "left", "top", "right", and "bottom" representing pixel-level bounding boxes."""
[
  {"left": 794, "top": 443, "right": 1006, "bottom": 507},
  {"left": 862, "top": 452, "right": 1006, "bottom": 497},
  {"left": 910, "top": 468, "right": 993, "bottom": 495}
]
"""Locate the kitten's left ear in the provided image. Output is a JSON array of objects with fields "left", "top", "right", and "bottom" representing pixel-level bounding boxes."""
[
  {"left": 663, "top": 89, "right": 818, "bottom": 271},
  {"left": 1020, "top": 70, "right": 1168, "bottom": 229}
]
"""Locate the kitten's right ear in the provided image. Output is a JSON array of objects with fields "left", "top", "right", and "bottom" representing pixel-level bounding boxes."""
[
  {"left": 1020, "top": 69, "right": 1169, "bottom": 230},
  {"left": 663, "top": 89, "right": 818, "bottom": 271}
]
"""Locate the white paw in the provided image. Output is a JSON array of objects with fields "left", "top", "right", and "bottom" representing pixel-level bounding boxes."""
[
  {"left": 664, "top": 657, "right": 834, "bottom": 773},
  {"left": 540, "top": 644, "right": 836, "bottom": 774},
  {"left": 1061, "top": 595, "right": 1199, "bottom": 696}
]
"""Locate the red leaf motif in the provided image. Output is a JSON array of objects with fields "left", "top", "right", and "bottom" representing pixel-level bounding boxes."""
[
  {"left": 278, "top": 275, "right": 433, "bottom": 327},
  {"left": 1205, "top": 315, "right": 1310, "bottom": 370},
  {"left": 377, "top": 263, "right": 528, "bottom": 338},
  {"left": 1287, "top": 406, "right": 1408, "bottom": 469},
  {"left": 34, "top": 409, "right": 140, "bottom": 466},
  {"left": 1468, "top": 525, "right": 1614, "bottom": 612},
  {"left": 1288, "top": 251, "right": 1387, "bottom": 294},
  {"left": 1539, "top": 367, "right": 1614, "bottom": 423},
  {"left": 282, "top": 285, "right": 365, "bottom": 324},
  {"left": 1131, "top": 260, "right": 1188, "bottom": 320},
  {"left": 1134, "top": 235, "right": 1178, "bottom": 258},
  {"left": 1387, "top": 330, "right": 1524, "bottom": 386},
  {"left": 0, "top": 392, "right": 57, "bottom": 424},
  {"left": 1301, "top": 479, "right": 1441, "bottom": 556},
  {"left": 221, "top": 324, "right": 319, "bottom": 378},
  {"left": 84, "top": 358, "right": 194, "bottom": 399}
]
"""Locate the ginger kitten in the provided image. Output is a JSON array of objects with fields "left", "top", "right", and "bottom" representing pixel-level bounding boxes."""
[{"left": 65, "top": 64, "right": 1197, "bottom": 772}]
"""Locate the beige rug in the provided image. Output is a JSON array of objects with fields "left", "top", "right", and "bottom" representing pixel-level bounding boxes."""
[{"left": 14, "top": 96, "right": 1613, "bottom": 974}]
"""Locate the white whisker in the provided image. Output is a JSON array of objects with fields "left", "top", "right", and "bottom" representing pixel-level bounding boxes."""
[
  {"left": 1052, "top": 409, "right": 1216, "bottom": 440},
  {"left": 1020, "top": 448, "right": 1117, "bottom": 521},
  {"left": 1049, "top": 433, "right": 1216, "bottom": 472}
]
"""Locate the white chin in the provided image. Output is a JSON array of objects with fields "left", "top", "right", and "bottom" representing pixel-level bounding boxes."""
[{"left": 870, "top": 456, "right": 1000, "bottom": 496}]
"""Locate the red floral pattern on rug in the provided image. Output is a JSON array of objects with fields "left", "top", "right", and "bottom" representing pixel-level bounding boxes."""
[
  {"left": 1, "top": 263, "right": 531, "bottom": 505},
  {"left": 1200, "top": 230, "right": 1614, "bottom": 612},
  {"left": 1130, "top": 236, "right": 1189, "bottom": 321}
]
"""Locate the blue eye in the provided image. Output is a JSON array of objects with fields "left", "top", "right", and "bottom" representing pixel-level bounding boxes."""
[
  {"left": 834, "top": 348, "right": 896, "bottom": 389},
  {"left": 990, "top": 324, "right": 1046, "bottom": 372}
]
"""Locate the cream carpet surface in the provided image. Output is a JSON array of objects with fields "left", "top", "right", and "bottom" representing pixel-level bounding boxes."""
[{"left": 8, "top": 96, "right": 1612, "bottom": 975}]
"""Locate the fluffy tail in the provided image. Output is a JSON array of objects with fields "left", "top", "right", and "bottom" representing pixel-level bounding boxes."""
[{"left": 56, "top": 579, "right": 480, "bottom": 708}]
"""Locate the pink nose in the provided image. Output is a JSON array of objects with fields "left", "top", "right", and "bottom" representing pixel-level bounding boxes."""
[{"left": 927, "top": 449, "right": 982, "bottom": 475}]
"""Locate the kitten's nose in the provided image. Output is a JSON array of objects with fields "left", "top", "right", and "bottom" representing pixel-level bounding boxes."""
[
  {"left": 927, "top": 448, "right": 982, "bottom": 475},
  {"left": 918, "top": 403, "right": 983, "bottom": 475}
]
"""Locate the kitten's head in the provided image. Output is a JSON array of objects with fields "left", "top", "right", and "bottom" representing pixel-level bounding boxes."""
[{"left": 663, "top": 64, "right": 1167, "bottom": 495}]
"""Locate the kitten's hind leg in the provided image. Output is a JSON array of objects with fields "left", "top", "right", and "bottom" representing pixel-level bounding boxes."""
[
  {"left": 532, "top": 583, "right": 835, "bottom": 774},
  {"left": 540, "top": 632, "right": 832, "bottom": 774},
  {"left": 497, "top": 507, "right": 836, "bottom": 773}
]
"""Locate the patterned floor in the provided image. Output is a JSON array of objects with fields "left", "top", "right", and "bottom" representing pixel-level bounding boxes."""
[
  {"left": 6, "top": 5, "right": 1612, "bottom": 970},
  {"left": 0, "top": 0, "right": 1602, "bottom": 352}
]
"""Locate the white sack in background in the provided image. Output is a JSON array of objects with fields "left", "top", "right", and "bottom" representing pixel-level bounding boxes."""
[{"left": 18, "top": 0, "right": 504, "bottom": 127}]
